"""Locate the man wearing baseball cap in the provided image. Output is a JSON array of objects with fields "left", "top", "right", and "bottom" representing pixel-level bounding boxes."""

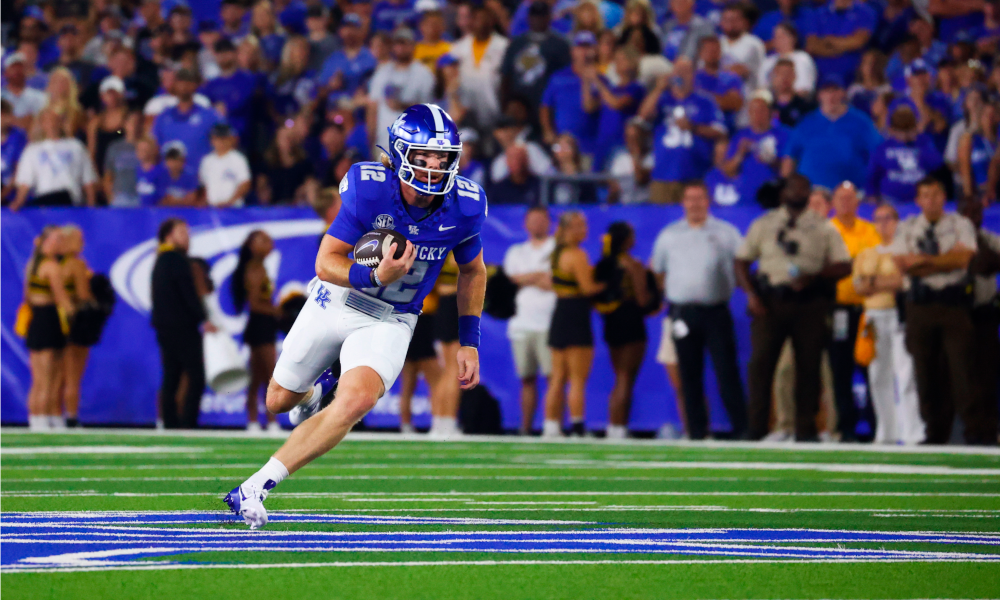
[
  {"left": 316, "top": 13, "right": 378, "bottom": 99},
  {"left": 199, "top": 123, "right": 251, "bottom": 207},
  {"left": 782, "top": 73, "right": 883, "bottom": 189},
  {"left": 450, "top": 3, "right": 509, "bottom": 130},
  {"left": 414, "top": 2, "right": 451, "bottom": 70},
  {"left": 1, "top": 53, "right": 47, "bottom": 129},
  {"left": 151, "top": 68, "right": 224, "bottom": 169},
  {"left": 499, "top": 1, "right": 570, "bottom": 117},
  {"left": 539, "top": 31, "right": 600, "bottom": 154},
  {"left": 368, "top": 27, "right": 434, "bottom": 151}
]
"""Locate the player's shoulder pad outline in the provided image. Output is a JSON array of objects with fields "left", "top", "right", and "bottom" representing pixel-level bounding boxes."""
[{"left": 454, "top": 175, "right": 488, "bottom": 219}]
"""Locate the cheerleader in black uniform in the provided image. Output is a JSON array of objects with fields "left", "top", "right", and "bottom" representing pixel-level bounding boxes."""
[
  {"left": 232, "top": 230, "right": 281, "bottom": 433},
  {"left": 431, "top": 254, "right": 461, "bottom": 437},
  {"left": 399, "top": 292, "right": 443, "bottom": 434},
  {"left": 59, "top": 226, "right": 96, "bottom": 428},
  {"left": 23, "top": 227, "right": 75, "bottom": 431},
  {"left": 593, "top": 222, "right": 651, "bottom": 439},
  {"left": 542, "top": 212, "right": 605, "bottom": 437}
]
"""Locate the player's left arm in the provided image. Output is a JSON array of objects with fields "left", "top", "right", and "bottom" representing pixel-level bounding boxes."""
[{"left": 455, "top": 249, "right": 486, "bottom": 390}]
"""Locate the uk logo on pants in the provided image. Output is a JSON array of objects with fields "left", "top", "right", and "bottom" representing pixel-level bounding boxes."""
[{"left": 315, "top": 286, "right": 332, "bottom": 309}]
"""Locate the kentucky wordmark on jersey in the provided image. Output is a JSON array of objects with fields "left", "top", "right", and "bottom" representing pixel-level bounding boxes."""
[{"left": 327, "top": 161, "right": 488, "bottom": 315}]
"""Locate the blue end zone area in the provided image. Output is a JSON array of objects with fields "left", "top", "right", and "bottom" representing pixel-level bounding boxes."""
[{"left": 4, "top": 512, "right": 999, "bottom": 571}]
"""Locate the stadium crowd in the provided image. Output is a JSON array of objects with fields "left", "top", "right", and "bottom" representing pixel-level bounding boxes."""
[{"left": 4, "top": 0, "right": 1000, "bottom": 443}]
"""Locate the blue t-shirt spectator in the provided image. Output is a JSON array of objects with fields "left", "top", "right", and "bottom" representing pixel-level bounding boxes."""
[
  {"left": 137, "top": 163, "right": 165, "bottom": 206},
  {"left": 151, "top": 104, "right": 223, "bottom": 169},
  {"left": 161, "top": 164, "right": 200, "bottom": 202},
  {"left": 650, "top": 90, "right": 726, "bottom": 183},
  {"left": 886, "top": 46, "right": 947, "bottom": 90},
  {"left": 1, "top": 126, "right": 27, "bottom": 201},
  {"left": 371, "top": 0, "right": 417, "bottom": 33},
  {"left": 694, "top": 69, "right": 743, "bottom": 132},
  {"left": 783, "top": 105, "right": 882, "bottom": 189},
  {"left": 267, "top": 71, "right": 317, "bottom": 118},
  {"left": 316, "top": 48, "right": 379, "bottom": 96},
  {"left": 541, "top": 67, "right": 599, "bottom": 154},
  {"left": 804, "top": 1, "right": 877, "bottom": 85},
  {"left": 726, "top": 124, "right": 789, "bottom": 203},
  {"left": 201, "top": 69, "right": 260, "bottom": 144},
  {"left": 259, "top": 33, "right": 286, "bottom": 67},
  {"left": 968, "top": 133, "right": 997, "bottom": 189},
  {"left": 872, "top": 5, "right": 915, "bottom": 52},
  {"left": 866, "top": 134, "right": 943, "bottom": 204},
  {"left": 754, "top": 5, "right": 813, "bottom": 45},
  {"left": 595, "top": 79, "right": 646, "bottom": 170},
  {"left": 705, "top": 167, "right": 746, "bottom": 206}
]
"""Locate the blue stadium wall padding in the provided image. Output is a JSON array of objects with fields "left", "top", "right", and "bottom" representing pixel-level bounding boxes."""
[{"left": 3, "top": 204, "right": 998, "bottom": 431}]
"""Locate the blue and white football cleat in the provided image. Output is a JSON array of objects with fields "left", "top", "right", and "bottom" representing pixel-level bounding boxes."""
[
  {"left": 224, "top": 480, "right": 275, "bottom": 530},
  {"left": 288, "top": 368, "right": 338, "bottom": 426}
]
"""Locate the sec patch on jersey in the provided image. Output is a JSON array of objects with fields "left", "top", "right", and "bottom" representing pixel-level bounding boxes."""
[{"left": 353, "top": 228, "right": 409, "bottom": 268}]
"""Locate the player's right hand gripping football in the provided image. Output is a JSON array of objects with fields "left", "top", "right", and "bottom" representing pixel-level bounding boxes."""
[{"left": 375, "top": 240, "right": 416, "bottom": 286}]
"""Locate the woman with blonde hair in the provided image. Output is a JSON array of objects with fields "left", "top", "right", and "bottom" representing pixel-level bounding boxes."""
[
  {"left": 250, "top": 0, "right": 287, "bottom": 69},
  {"left": 44, "top": 67, "right": 85, "bottom": 136},
  {"left": 572, "top": 0, "right": 605, "bottom": 36},
  {"left": 11, "top": 109, "right": 97, "bottom": 209},
  {"left": 268, "top": 36, "right": 317, "bottom": 123},
  {"left": 23, "top": 227, "right": 74, "bottom": 430},
  {"left": 59, "top": 225, "right": 96, "bottom": 428},
  {"left": 542, "top": 211, "right": 605, "bottom": 437}
]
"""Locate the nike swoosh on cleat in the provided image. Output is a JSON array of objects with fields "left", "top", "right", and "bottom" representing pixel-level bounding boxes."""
[{"left": 439, "top": 225, "right": 456, "bottom": 231}]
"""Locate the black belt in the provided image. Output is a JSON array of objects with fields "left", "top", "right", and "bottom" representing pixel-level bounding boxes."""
[{"left": 906, "top": 283, "right": 972, "bottom": 306}]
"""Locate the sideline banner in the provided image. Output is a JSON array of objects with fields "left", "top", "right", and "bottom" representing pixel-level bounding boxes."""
[{"left": 3, "top": 205, "right": 997, "bottom": 432}]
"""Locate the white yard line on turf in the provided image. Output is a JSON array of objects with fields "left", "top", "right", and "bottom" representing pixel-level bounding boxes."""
[
  {"left": 2, "top": 427, "right": 999, "bottom": 456},
  {"left": 3, "top": 491, "right": 998, "bottom": 498},
  {"left": 4, "top": 475, "right": 996, "bottom": 484},
  {"left": 5, "top": 557, "right": 1000, "bottom": 574},
  {"left": 0, "top": 446, "right": 208, "bottom": 455}
]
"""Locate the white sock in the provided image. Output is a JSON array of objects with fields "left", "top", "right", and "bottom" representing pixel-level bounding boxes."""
[
  {"left": 542, "top": 420, "right": 561, "bottom": 437},
  {"left": 303, "top": 384, "right": 321, "bottom": 406},
  {"left": 436, "top": 417, "right": 456, "bottom": 436},
  {"left": 49, "top": 415, "right": 66, "bottom": 429},
  {"left": 607, "top": 424, "right": 626, "bottom": 439},
  {"left": 245, "top": 457, "right": 289, "bottom": 491}
]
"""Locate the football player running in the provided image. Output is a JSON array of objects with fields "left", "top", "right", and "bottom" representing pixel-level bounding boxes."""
[{"left": 225, "top": 104, "right": 488, "bottom": 529}]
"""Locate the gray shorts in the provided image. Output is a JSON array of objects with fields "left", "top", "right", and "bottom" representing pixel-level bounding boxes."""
[{"left": 510, "top": 330, "right": 552, "bottom": 379}]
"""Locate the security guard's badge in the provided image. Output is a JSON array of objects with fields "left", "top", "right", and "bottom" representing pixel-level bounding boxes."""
[{"left": 672, "top": 319, "right": 690, "bottom": 340}]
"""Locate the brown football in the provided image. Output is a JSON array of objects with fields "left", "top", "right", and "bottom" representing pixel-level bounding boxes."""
[{"left": 353, "top": 228, "right": 409, "bottom": 268}]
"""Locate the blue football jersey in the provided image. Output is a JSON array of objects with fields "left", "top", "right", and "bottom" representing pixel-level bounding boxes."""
[{"left": 326, "top": 162, "right": 488, "bottom": 314}]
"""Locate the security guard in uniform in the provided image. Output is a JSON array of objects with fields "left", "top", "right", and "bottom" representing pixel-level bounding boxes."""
[
  {"left": 889, "top": 177, "right": 982, "bottom": 444},
  {"left": 735, "top": 173, "right": 852, "bottom": 441},
  {"left": 960, "top": 198, "right": 1000, "bottom": 445}
]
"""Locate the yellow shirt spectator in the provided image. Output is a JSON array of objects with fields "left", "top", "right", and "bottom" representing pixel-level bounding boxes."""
[
  {"left": 829, "top": 216, "right": 881, "bottom": 305},
  {"left": 415, "top": 40, "right": 451, "bottom": 71}
]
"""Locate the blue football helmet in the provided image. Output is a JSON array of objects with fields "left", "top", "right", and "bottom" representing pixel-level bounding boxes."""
[{"left": 385, "top": 104, "right": 463, "bottom": 195}]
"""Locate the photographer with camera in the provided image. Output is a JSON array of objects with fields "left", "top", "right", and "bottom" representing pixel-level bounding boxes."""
[
  {"left": 735, "top": 173, "right": 852, "bottom": 442},
  {"left": 889, "top": 178, "right": 984, "bottom": 444}
]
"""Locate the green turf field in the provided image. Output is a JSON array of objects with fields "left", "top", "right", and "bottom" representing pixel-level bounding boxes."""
[{"left": 2, "top": 430, "right": 999, "bottom": 599}]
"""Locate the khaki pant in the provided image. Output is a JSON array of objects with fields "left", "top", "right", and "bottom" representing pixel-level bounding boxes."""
[
  {"left": 772, "top": 339, "right": 837, "bottom": 435},
  {"left": 649, "top": 181, "right": 685, "bottom": 204}
]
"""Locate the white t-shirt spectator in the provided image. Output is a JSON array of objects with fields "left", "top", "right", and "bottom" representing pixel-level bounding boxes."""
[
  {"left": 143, "top": 93, "right": 212, "bottom": 117},
  {"left": 609, "top": 149, "right": 653, "bottom": 204},
  {"left": 1, "top": 86, "right": 48, "bottom": 118},
  {"left": 15, "top": 138, "right": 97, "bottom": 204},
  {"left": 721, "top": 32, "right": 766, "bottom": 89},
  {"left": 199, "top": 149, "right": 251, "bottom": 206},
  {"left": 450, "top": 32, "right": 509, "bottom": 128},
  {"left": 758, "top": 51, "right": 817, "bottom": 95},
  {"left": 369, "top": 60, "right": 435, "bottom": 152},
  {"left": 503, "top": 236, "right": 557, "bottom": 338}
]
